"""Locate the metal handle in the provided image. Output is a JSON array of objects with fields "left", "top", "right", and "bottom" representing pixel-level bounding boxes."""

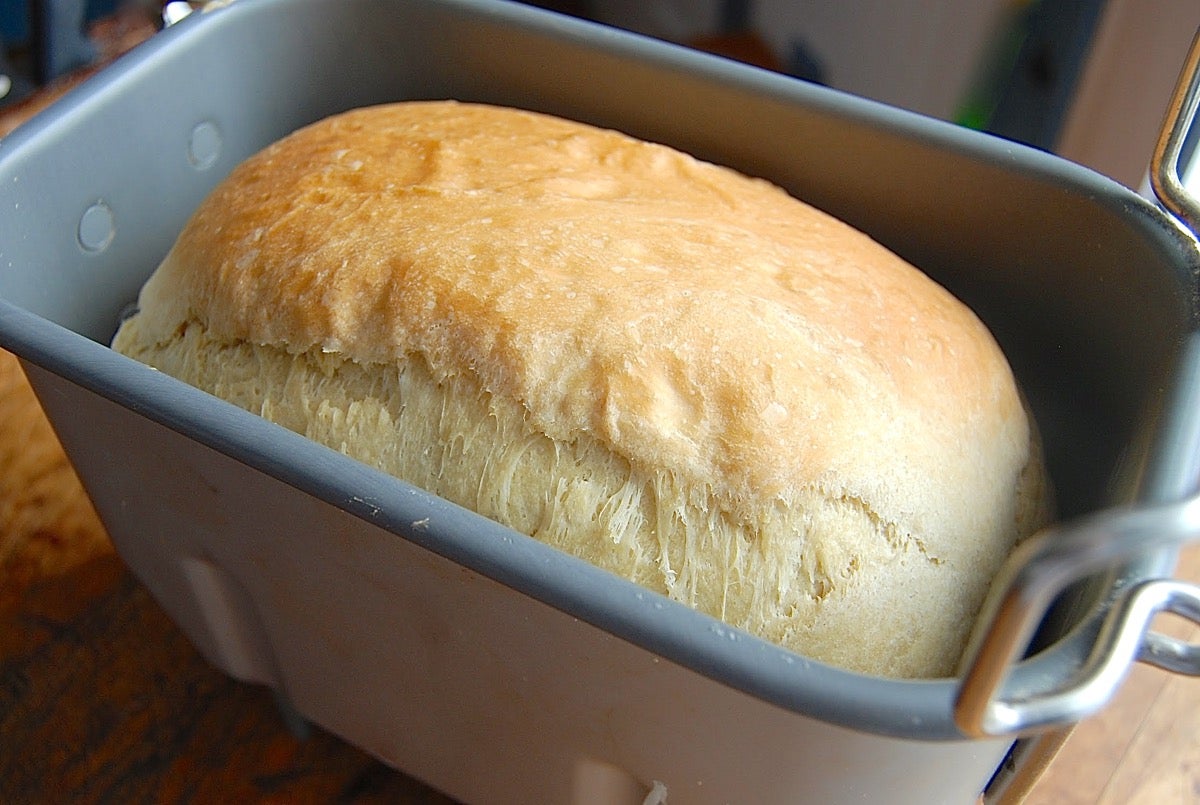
[
  {"left": 1151, "top": 28, "right": 1200, "bottom": 234},
  {"left": 955, "top": 28, "right": 1200, "bottom": 740},
  {"left": 954, "top": 499, "right": 1200, "bottom": 737}
]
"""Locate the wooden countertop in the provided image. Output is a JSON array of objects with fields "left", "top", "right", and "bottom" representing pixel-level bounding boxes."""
[{"left": 3, "top": 30, "right": 1199, "bottom": 804}]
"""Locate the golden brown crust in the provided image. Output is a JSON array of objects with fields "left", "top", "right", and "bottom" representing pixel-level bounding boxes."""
[{"left": 116, "top": 101, "right": 1049, "bottom": 676}]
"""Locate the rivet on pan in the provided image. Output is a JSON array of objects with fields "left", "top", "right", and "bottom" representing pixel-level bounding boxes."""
[
  {"left": 188, "top": 120, "right": 222, "bottom": 170},
  {"left": 77, "top": 201, "right": 115, "bottom": 253}
]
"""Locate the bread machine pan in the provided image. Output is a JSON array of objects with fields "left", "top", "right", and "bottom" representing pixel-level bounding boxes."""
[{"left": 3, "top": 1, "right": 1200, "bottom": 803}]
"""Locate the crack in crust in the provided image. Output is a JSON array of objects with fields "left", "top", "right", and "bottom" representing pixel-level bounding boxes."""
[{"left": 111, "top": 315, "right": 1028, "bottom": 678}]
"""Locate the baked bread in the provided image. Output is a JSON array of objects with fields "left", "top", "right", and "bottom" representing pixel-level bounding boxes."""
[{"left": 112, "top": 101, "right": 1050, "bottom": 678}]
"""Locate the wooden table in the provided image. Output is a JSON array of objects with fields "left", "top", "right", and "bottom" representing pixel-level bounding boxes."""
[{"left": 3, "top": 30, "right": 1200, "bottom": 805}]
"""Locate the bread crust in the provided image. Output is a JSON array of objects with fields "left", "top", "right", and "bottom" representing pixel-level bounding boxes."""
[{"left": 114, "top": 101, "right": 1049, "bottom": 677}]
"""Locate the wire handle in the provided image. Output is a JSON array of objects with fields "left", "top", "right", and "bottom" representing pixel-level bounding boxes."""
[
  {"left": 954, "top": 497, "right": 1200, "bottom": 737},
  {"left": 1152, "top": 29, "right": 1200, "bottom": 234}
]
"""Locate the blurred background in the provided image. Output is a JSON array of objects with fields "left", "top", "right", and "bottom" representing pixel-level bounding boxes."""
[
  {"left": 0, "top": 0, "right": 1197, "bottom": 191},
  {"left": 532, "top": 0, "right": 1199, "bottom": 191}
]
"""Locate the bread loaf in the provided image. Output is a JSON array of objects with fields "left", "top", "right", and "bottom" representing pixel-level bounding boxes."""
[{"left": 112, "top": 101, "right": 1050, "bottom": 678}]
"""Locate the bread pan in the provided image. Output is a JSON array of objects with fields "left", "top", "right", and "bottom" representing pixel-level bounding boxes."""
[{"left": 3, "top": 1, "right": 1200, "bottom": 802}]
